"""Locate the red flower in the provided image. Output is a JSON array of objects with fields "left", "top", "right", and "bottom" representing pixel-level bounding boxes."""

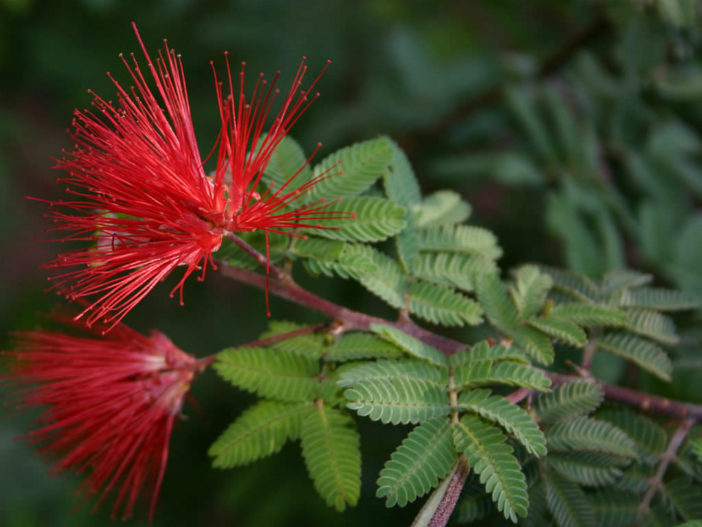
[
  {"left": 44, "top": 24, "right": 347, "bottom": 330},
  {"left": 4, "top": 321, "right": 200, "bottom": 523}
]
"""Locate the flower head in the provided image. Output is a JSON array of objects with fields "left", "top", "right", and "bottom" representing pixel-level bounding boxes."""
[
  {"left": 44, "top": 24, "right": 347, "bottom": 331},
  {"left": 46, "top": 25, "right": 222, "bottom": 330},
  {"left": 3, "top": 321, "right": 199, "bottom": 523}
]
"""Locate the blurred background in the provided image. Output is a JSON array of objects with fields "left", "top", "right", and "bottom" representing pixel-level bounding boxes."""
[{"left": 1, "top": 0, "right": 701, "bottom": 525}]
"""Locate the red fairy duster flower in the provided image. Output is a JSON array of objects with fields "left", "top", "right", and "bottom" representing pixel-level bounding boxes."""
[
  {"left": 44, "top": 23, "right": 347, "bottom": 330},
  {"left": 3, "top": 321, "right": 200, "bottom": 523}
]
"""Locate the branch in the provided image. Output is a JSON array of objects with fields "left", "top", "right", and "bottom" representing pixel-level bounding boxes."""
[
  {"left": 217, "top": 260, "right": 702, "bottom": 424},
  {"left": 548, "top": 373, "right": 702, "bottom": 422},
  {"left": 638, "top": 418, "right": 694, "bottom": 519},
  {"left": 218, "top": 262, "right": 464, "bottom": 353}
]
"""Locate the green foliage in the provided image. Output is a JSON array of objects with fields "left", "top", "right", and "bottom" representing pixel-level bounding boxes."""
[
  {"left": 308, "top": 196, "right": 407, "bottom": 243},
  {"left": 306, "top": 137, "right": 393, "bottom": 201},
  {"left": 547, "top": 452, "right": 626, "bottom": 487},
  {"left": 547, "top": 417, "right": 638, "bottom": 458},
  {"left": 511, "top": 265, "right": 554, "bottom": 320},
  {"left": 456, "top": 389, "right": 547, "bottom": 456},
  {"left": 326, "top": 332, "right": 403, "bottom": 362},
  {"left": 590, "top": 489, "right": 639, "bottom": 527},
  {"left": 340, "top": 360, "right": 450, "bottom": 425},
  {"left": 209, "top": 401, "right": 308, "bottom": 468},
  {"left": 598, "top": 332, "right": 673, "bottom": 380},
  {"left": 214, "top": 346, "right": 320, "bottom": 402},
  {"left": 413, "top": 190, "right": 471, "bottom": 228},
  {"left": 544, "top": 471, "right": 596, "bottom": 527},
  {"left": 413, "top": 252, "right": 497, "bottom": 292},
  {"left": 300, "top": 405, "right": 361, "bottom": 511},
  {"left": 454, "top": 360, "right": 551, "bottom": 391},
  {"left": 263, "top": 135, "right": 312, "bottom": 196},
  {"left": 369, "top": 324, "right": 447, "bottom": 367},
  {"left": 376, "top": 417, "right": 455, "bottom": 507},
  {"left": 534, "top": 382, "right": 604, "bottom": 424},
  {"left": 453, "top": 415, "right": 529, "bottom": 522},
  {"left": 408, "top": 279, "right": 483, "bottom": 327},
  {"left": 662, "top": 478, "right": 702, "bottom": 521},
  {"left": 417, "top": 224, "right": 502, "bottom": 259},
  {"left": 597, "top": 408, "right": 667, "bottom": 464}
]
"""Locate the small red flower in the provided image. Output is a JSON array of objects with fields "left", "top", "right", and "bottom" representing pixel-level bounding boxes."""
[
  {"left": 3, "top": 321, "right": 200, "bottom": 523},
  {"left": 44, "top": 24, "right": 347, "bottom": 330}
]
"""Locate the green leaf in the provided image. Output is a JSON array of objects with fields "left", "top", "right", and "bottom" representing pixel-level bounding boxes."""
[
  {"left": 452, "top": 415, "right": 528, "bottom": 522},
  {"left": 414, "top": 252, "right": 497, "bottom": 292},
  {"left": 597, "top": 408, "right": 667, "bottom": 464},
  {"left": 354, "top": 248, "right": 409, "bottom": 308},
  {"left": 209, "top": 401, "right": 308, "bottom": 468},
  {"left": 307, "top": 196, "right": 407, "bottom": 242},
  {"left": 597, "top": 332, "right": 672, "bottom": 381},
  {"left": 418, "top": 224, "right": 502, "bottom": 259},
  {"left": 289, "top": 237, "right": 345, "bottom": 261},
  {"left": 454, "top": 360, "right": 551, "bottom": 391},
  {"left": 540, "top": 267, "right": 599, "bottom": 303},
  {"left": 534, "top": 381, "right": 604, "bottom": 424},
  {"left": 690, "top": 438, "right": 702, "bottom": 464},
  {"left": 263, "top": 135, "right": 312, "bottom": 196},
  {"left": 601, "top": 270, "right": 653, "bottom": 296},
  {"left": 475, "top": 272, "right": 520, "bottom": 329},
  {"left": 590, "top": 489, "right": 639, "bottom": 527},
  {"left": 547, "top": 452, "right": 627, "bottom": 487},
  {"left": 340, "top": 360, "right": 450, "bottom": 424},
  {"left": 383, "top": 136, "right": 422, "bottom": 206},
  {"left": 408, "top": 280, "right": 483, "bottom": 327},
  {"left": 613, "top": 462, "right": 655, "bottom": 493},
  {"left": 395, "top": 214, "right": 420, "bottom": 273},
  {"left": 547, "top": 417, "right": 638, "bottom": 458},
  {"left": 307, "top": 136, "right": 392, "bottom": 200},
  {"left": 413, "top": 190, "right": 471, "bottom": 227},
  {"left": 326, "top": 332, "right": 403, "bottom": 362},
  {"left": 455, "top": 487, "right": 496, "bottom": 523},
  {"left": 300, "top": 406, "right": 361, "bottom": 511},
  {"left": 456, "top": 389, "right": 547, "bottom": 456},
  {"left": 376, "top": 417, "right": 456, "bottom": 507},
  {"left": 521, "top": 480, "right": 551, "bottom": 527},
  {"left": 510, "top": 265, "right": 553, "bottom": 320},
  {"left": 369, "top": 324, "right": 448, "bottom": 367},
  {"left": 544, "top": 471, "right": 596, "bottom": 527},
  {"left": 449, "top": 341, "right": 530, "bottom": 368},
  {"left": 549, "top": 303, "right": 628, "bottom": 327},
  {"left": 528, "top": 316, "right": 588, "bottom": 347},
  {"left": 662, "top": 478, "right": 702, "bottom": 521},
  {"left": 614, "top": 287, "right": 699, "bottom": 311},
  {"left": 475, "top": 273, "right": 554, "bottom": 363},
  {"left": 303, "top": 242, "right": 378, "bottom": 279},
  {"left": 625, "top": 308, "right": 679, "bottom": 345},
  {"left": 259, "top": 320, "right": 327, "bottom": 359},
  {"left": 215, "top": 347, "right": 319, "bottom": 402}
]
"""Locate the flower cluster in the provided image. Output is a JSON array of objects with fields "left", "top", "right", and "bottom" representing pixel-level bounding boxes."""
[
  {"left": 4, "top": 321, "right": 200, "bottom": 522},
  {"left": 45, "top": 22, "right": 345, "bottom": 330}
]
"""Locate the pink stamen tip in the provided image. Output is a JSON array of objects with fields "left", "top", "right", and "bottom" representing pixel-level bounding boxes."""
[
  {"left": 302, "top": 235, "right": 309, "bottom": 240},
  {"left": 337, "top": 197, "right": 342, "bottom": 202},
  {"left": 352, "top": 212, "right": 357, "bottom": 218}
]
